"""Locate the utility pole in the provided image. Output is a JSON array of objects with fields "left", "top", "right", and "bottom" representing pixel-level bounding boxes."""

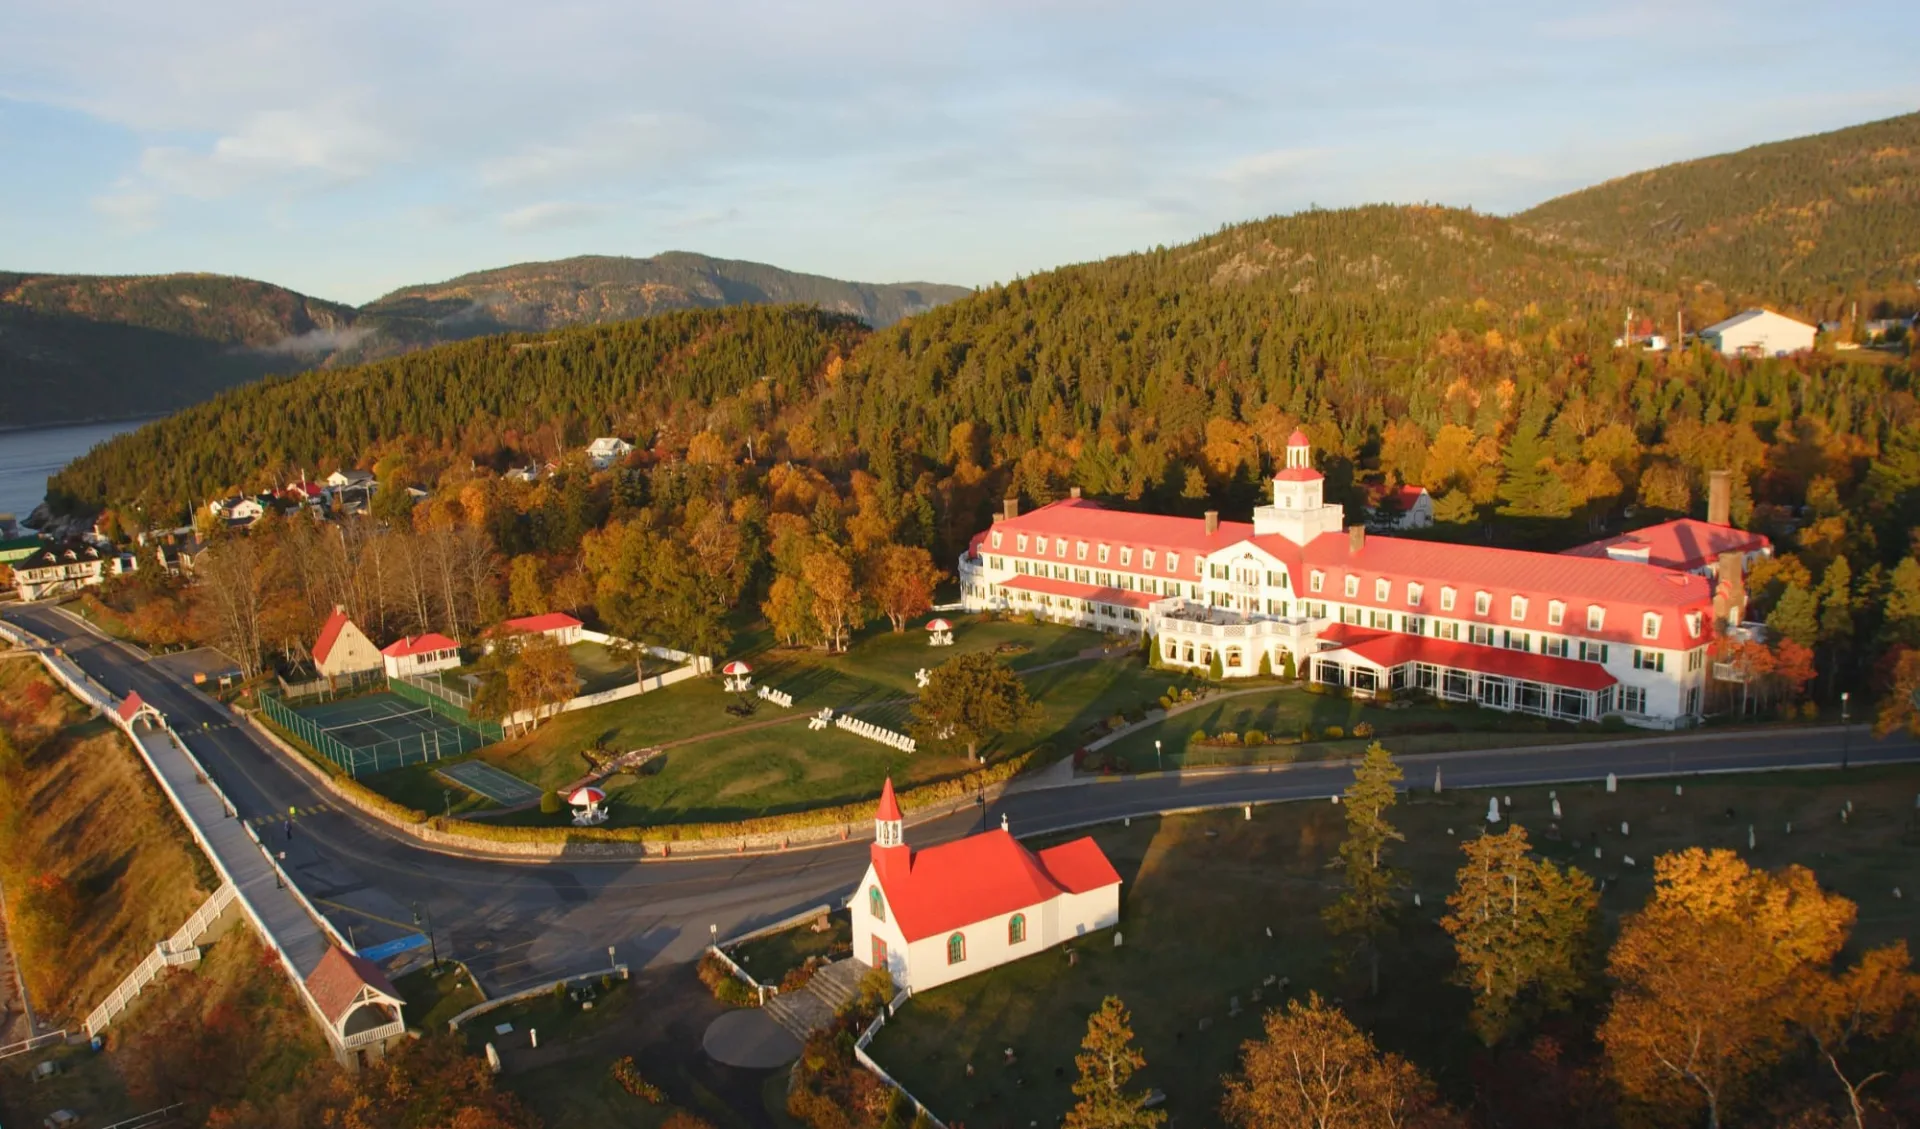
[{"left": 1840, "top": 691, "right": 1851, "bottom": 770}]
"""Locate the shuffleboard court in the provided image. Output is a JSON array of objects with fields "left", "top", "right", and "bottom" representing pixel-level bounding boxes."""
[{"left": 437, "top": 760, "right": 543, "bottom": 806}]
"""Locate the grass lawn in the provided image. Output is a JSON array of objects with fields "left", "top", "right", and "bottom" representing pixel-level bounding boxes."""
[
  {"left": 871, "top": 764, "right": 1920, "bottom": 1128},
  {"left": 728, "top": 909, "right": 853, "bottom": 985},
  {"left": 362, "top": 758, "right": 501, "bottom": 816},
  {"left": 491, "top": 651, "right": 1202, "bottom": 829},
  {"left": 570, "top": 641, "right": 642, "bottom": 695},
  {"left": 1095, "top": 687, "right": 1616, "bottom": 772},
  {"left": 0, "top": 1041, "right": 140, "bottom": 1129},
  {"left": 462, "top": 976, "right": 636, "bottom": 1056},
  {"left": 394, "top": 962, "right": 488, "bottom": 1031},
  {"left": 498, "top": 1055, "right": 678, "bottom": 1129}
]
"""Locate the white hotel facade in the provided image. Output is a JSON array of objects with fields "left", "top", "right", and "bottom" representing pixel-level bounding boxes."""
[{"left": 958, "top": 432, "right": 1717, "bottom": 729}]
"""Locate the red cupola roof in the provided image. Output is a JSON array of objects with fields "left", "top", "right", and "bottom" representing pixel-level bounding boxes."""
[
  {"left": 875, "top": 777, "right": 902, "bottom": 822},
  {"left": 1286, "top": 428, "right": 1311, "bottom": 447}
]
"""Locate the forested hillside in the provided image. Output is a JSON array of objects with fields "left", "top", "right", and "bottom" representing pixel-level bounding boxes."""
[
  {"left": 347, "top": 252, "right": 968, "bottom": 362},
  {"left": 0, "top": 273, "right": 354, "bottom": 425},
  {"left": 0, "top": 255, "right": 967, "bottom": 427},
  {"left": 1517, "top": 110, "right": 1920, "bottom": 318}
]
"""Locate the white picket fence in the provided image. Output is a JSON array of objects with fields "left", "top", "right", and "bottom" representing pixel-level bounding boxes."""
[
  {"left": 854, "top": 986, "right": 946, "bottom": 1128},
  {"left": 501, "top": 632, "right": 712, "bottom": 728},
  {"left": 85, "top": 882, "right": 239, "bottom": 1037},
  {"left": 835, "top": 713, "right": 916, "bottom": 754},
  {"left": 0, "top": 1030, "right": 67, "bottom": 1061}
]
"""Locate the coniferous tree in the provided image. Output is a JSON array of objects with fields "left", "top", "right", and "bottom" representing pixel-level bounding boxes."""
[
  {"left": 1065, "top": 996, "right": 1164, "bottom": 1129},
  {"left": 1323, "top": 742, "right": 1406, "bottom": 997}
]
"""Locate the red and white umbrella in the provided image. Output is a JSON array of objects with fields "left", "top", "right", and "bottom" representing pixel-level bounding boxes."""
[
  {"left": 925, "top": 618, "right": 952, "bottom": 632},
  {"left": 720, "top": 660, "right": 752, "bottom": 676},
  {"left": 568, "top": 786, "right": 606, "bottom": 806}
]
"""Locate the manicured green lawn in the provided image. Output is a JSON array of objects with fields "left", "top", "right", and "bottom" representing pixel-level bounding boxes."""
[
  {"left": 499, "top": 1056, "right": 676, "bottom": 1129},
  {"left": 363, "top": 757, "right": 500, "bottom": 816},
  {"left": 395, "top": 962, "right": 488, "bottom": 1030},
  {"left": 729, "top": 910, "right": 854, "bottom": 985},
  {"left": 461, "top": 977, "right": 636, "bottom": 1055},
  {"left": 872, "top": 764, "right": 1920, "bottom": 1127},
  {"left": 569, "top": 641, "right": 643, "bottom": 695},
  {"left": 1094, "top": 688, "right": 1615, "bottom": 772}
]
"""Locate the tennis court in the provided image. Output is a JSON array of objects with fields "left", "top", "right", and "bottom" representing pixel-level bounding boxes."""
[
  {"left": 262, "top": 691, "right": 497, "bottom": 777},
  {"left": 437, "top": 761, "right": 543, "bottom": 806}
]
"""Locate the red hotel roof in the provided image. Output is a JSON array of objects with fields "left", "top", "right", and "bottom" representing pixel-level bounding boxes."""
[
  {"left": 312, "top": 608, "right": 352, "bottom": 665},
  {"left": 1316, "top": 625, "right": 1618, "bottom": 691},
  {"left": 501, "top": 612, "right": 584, "bottom": 634},
  {"left": 999, "top": 573, "right": 1160, "bottom": 609},
  {"left": 1563, "top": 519, "right": 1771, "bottom": 573},
  {"left": 874, "top": 829, "right": 1121, "bottom": 943},
  {"left": 381, "top": 633, "right": 458, "bottom": 657},
  {"left": 973, "top": 498, "right": 1253, "bottom": 569}
]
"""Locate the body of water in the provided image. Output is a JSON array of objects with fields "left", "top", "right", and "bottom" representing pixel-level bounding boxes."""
[{"left": 0, "top": 418, "right": 152, "bottom": 525}]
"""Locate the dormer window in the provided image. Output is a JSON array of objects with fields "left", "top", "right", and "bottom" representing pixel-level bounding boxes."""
[
  {"left": 1374, "top": 579, "right": 1390, "bottom": 602},
  {"left": 1407, "top": 583, "right": 1423, "bottom": 607},
  {"left": 1440, "top": 587, "right": 1456, "bottom": 612},
  {"left": 991, "top": 531, "right": 1003, "bottom": 549},
  {"left": 1548, "top": 600, "right": 1564, "bottom": 627},
  {"left": 1344, "top": 575, "right": 1359, "bottom": 598},
  {"left": 1097, "top": 544, "right": 1109, "bottom": 563},
  {"left": 1195, "top": 558, "right": 1204, "bottom": 577},
  {"left": 1642, "top": 612, "right": 1661, "bottom": 640},
  {"left": 1310, "top": 570, "right": 1325, "bottom": 593},
  {"left": 1033, "top": 536, "right": 1045, "bottom": 555},
  {"left": 1685, "top": 611, "right": 1703, "bottom": 639},
  {"left": 1016, "top": 535, "right": 1029, "bottom": 553},
  {"left": 1511, "top": 596, "right": 1528, "bottom": 621},
  {"left": 1474, "top": 591, "right": 1491, "bottom": 616},
  {"left": 1588, "top": 606, "right": 1605, "bottom": 632},
  {"left": 1143, "top": 549, "right": 1156, "bottom": 570},
  {"left": 1120, "top": 547, "right": 1132, "bottom": 567},
  {"left": 1167, "top": 553, "right": 1179, "bottom": 573},
  {"left": 1056, "top": 540, "right": 1067, "bottom": 559},
  {"left": 1076, "top": 541, "right": 1088, "bottom": 561}
]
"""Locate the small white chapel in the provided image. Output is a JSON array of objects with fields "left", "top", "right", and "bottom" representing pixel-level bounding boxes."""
[{"left": 851, "top": 779, "right": 1122, "bottom": 992}]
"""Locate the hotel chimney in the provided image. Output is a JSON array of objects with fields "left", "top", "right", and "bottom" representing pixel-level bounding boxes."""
[
  {"left": 1204, "top": 510, "right": 1219, "bottom": 535},
  {"left": 1070, "top": 486, "right": 1082, "bottom": 500},
  {"left": 1348, "top": 525, "right": 1366, "bottom": 554},
  {"left": 1707, "top": 469, "right": 1731, "bottom": 527},
  {"left": 1003, "top": 496, "right": 1019, "bottom": 520}
]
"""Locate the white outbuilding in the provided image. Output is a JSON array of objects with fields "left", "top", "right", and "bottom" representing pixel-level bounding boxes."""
[
  {"left": 851, "top": 779, "right": 1122, "bottom": 993},
  {"left": 1699, "top": 309, "right": 1816, "bottom": 357}
]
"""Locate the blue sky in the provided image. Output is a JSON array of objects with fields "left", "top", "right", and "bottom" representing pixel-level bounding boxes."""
[{"left": 1, "top": 0, "right": 1915, "bottom": 305}]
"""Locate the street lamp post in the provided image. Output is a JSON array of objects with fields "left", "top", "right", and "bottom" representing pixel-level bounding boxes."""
[
  {"left": 1155, "top": 739, "right": 1162, "bottom": 771},
  {"left": 443, "top": 789, "right": 453, "bottom": 819},
  {"left": 1841, "top": 692, "right": 1851, "bottom": 771},
  {"left": 413, "top": 900, "right": 439, "bottom": 967}
]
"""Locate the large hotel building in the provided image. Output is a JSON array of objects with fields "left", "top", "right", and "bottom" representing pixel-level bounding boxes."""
[{"left": 958, "top": 431, "right": 1769, "bottom": 729}]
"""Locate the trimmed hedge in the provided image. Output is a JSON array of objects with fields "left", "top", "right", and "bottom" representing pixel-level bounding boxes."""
[{"left": 252, "top": 711, "right": 429, "bottom": 824}]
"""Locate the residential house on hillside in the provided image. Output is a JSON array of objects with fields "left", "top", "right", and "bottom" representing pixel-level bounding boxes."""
[
  {"left": 585, "top": 437, "right": 634, "bottom": 470},
  {"left": 312, "top": 607, "right": 385, "bottom": 680},
  {"left": 1699, "top": 309, "right": 1816, "bottom": 357},
  {"left": 207, "top": 495, "right": 268, "bottom": 529},
  {"left": 1365, "top": 484, "right": 1434, "bottom": 530},
  {"left": 12, "top": 541, "right": 135, "bottom": 601},
  {"left": 326, "top": 469, "right": 378, "bottom": 512},
  {"left": 487, "top": 612, "right": 584, "bottom": 650},
  {"left": 851, "top": 780, "right": 1122, "bottom": 992},
  {"left": 0, "top": 535, "right": 43, "bottom": 568},
  {"left": 381, "top": 633, "right": 460, "bottom": 678},
  {"left": 959, "top": 431, "right": 1719, "bottom": 728}
]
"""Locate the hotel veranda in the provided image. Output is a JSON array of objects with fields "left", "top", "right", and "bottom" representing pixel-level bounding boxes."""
[{"left": 958, "top": 431, "right": 1738, "bottom": 729}]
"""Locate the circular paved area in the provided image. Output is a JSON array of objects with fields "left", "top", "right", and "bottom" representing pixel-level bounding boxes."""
[{"left": 702, "top": 1008, "right": 802, "bottom": 1068}]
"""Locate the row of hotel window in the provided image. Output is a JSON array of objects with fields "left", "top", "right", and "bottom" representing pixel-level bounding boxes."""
[
  {"left": 869, "top": 886, "right": 1023, "bottom": 963},
  {"left": 985, "top": 553, "right": 1698, "bottom": 641}
]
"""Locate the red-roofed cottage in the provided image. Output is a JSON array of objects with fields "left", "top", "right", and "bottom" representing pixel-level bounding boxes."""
[
  {"left": 312, "top": 606, "right": 384, "bottom": 680},
  {"left": 380, "top": 633, "right": 461, "bottom": 679},
  {"left": 958, "top": 432, "right": 1719, "bottom": 728},
  {"left": 853, "top": 780, "right": 1121, "bottom": 992},
  {"left": 491, "top": 611, "right": 584, "bottom": 647}
]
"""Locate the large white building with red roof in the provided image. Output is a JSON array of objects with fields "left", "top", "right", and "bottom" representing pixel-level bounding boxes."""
[
  {"left": 853, "top": 780, "right": 1121, "bottom": 992},
  {"left": 312, "top": 606, "right": 385, "bottom": 680},
  {"left": 959, "top": 431, "right": 1720, "bottom": 728}
]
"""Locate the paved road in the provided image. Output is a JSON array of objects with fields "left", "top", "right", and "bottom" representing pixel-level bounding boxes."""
[{"left": 9, "top": 602, "right": 1919, "bottom": 998}]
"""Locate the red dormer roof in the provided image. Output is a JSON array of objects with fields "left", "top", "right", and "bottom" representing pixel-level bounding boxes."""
[
  {"left": 1258, "top": 530, "right": 1713, "bottom": 647},
  {"left": 872, "top": 829, "right": 1120, "bottom": 943},
  {"left": 876, "top": 777, "right": 901, "bottom": 822},
  {"left": 969, "top": 498, "right": 1249, "bottom": 573},
  {"left": 500, "top": 612, "right": 584, "bottom": 635},
  {"left": 1563, "top": 519, "right": 1771, "bottom": 574},
  {"left": 381, "top": 633, "right": 458, "bottom": 658},
  {"left": 312, "top": 608, "right": 352, "bottom": 665}
]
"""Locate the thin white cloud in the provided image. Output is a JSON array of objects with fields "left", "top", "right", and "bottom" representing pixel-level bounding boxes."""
[
  {"left": 90, "top": 186, "right": 162, "bottom": 231},
  {"left": 499, "top": 201, "right": 607, "bottom": 233},
  {"left": 136, "top": 103, "right": 397, "bottom": 199}
]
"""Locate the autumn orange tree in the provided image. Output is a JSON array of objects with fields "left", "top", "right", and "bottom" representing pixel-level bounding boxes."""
[
  {"left": 866, "top": 543, "right": 945, "bottom": 632},
  {"left": 1221, "top": 993, "right": 1462, "bottom": 1129},
  {"left": 1598, "top": 849, "right": 1856, "bottom": 1129},
  {"left": 1065, "top": 996, "right": 1164, "bottom": 1129}
]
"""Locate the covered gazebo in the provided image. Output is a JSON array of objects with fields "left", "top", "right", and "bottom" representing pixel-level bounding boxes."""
[
  {"left": 305, "top": 946, "right": 407, "bottom": 1070},
  {"left": 115, "top": 692, "right": 164, "bottom": 730}
]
